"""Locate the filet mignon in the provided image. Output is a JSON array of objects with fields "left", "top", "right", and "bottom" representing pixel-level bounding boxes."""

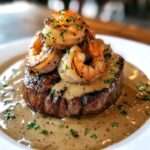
[{"left": 23, "top": 54, "right": 124, "bottom": 118}]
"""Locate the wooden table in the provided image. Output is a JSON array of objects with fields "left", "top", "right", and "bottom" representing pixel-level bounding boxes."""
[{"left": 0, "top": 2, "right": 150, "bottom": 45}]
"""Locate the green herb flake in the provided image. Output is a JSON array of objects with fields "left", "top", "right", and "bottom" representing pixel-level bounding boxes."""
[
  {"left": 60, "top": 30, "right": 67, "bottom": 41},
  {"left": 65, "top": 64, "right": 69, "bottom": 70},
  {"left": 70, "top": 129, "right": 79, "bottom": 138},
  {"left": 111, "top": 122, "right": 119, "bottom": 128},
  {"left": 59, "top": 123, "right": 65, "bottom": 128},
  {"left": 84, "top": 128, "right": 90, "bottom": 136},
  {"left": 0, "top": 81, "right": 8, "bottom": 90},
  {"left": 116, "top": 105, "right": 128, "bottom": 116},
  {"left": 65, "top": 48, "right": 70, "bottom": 53},
  {"left": 109, "top": 69, "right": 116, "bottom": 75},
  {"left": 41, "top": 129, "right": 49, "bottom": 135},
  {"left": 75, "top": 24, "right": 82, "bottom": 30},
  {"left": 120, "top": 110, "right": 128, "bottom": 116},
  {"left": 137, "top": 84, "right": 146, "bottom": 91},
  {"left": 51, "top": 20, "right": 59, "bottom": 28},
  {"left": 104, "top": 46, "right": 112, "bottom": 61},
  {"left": 104, "top": 78, "right": 115, "bottom": 84},
  {"left": 141, "top": 95, "right": 150, "bottom": 101},
  {"left": 59, "top": 10, "right": 65, "bottom": 14},
  {"left": 26, "top": 121, "right": 40, "bottom": 130},
  {"left": 136, "top": 93, "right": 150, "bottom": 101},
  {"left": 104, "top": 53, "right": 111, "bottom": 61},
  {"left": 46, "top": 33, "right": 51, "bottom": 39},
  {"left": 49, "top": 89, "right": 56, "bottom": 97},
  {"left": 66, "top": 16, "right": 74, "bottom": 23},
  {"left": 44, "top": 31, "right": 54, "bottom": 45},
  {"left": 3, "top": 109, "right": 16, "bottom": 120},
  {"left": 136, "top": 83, "right": 150, "bottom": 101},
  {"left": 90, "top": 134, "right": 97, "bottom": 139},
  {"left": 4, "top": 100, "right": 12, "bottom": 105}
]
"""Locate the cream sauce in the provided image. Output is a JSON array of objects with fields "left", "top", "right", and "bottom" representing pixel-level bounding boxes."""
[
  {"left": 0, "top": 57, "right": 150, "bottom": 150},
  {"left": 55, "top": 54, "right": 119, "bottom": 100}
]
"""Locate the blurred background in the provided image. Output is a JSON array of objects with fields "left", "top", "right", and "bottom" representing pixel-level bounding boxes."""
[{"left": 0, "top": 0, "right": 150, "bottom": 44}]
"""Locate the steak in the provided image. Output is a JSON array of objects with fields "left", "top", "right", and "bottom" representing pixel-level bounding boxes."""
[{"left": 23, "top": 55, "right": 124, "bottom": 118}]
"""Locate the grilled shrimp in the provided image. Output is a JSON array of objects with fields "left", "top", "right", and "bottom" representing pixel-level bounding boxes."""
[
  {"left": 26, "top": 10, "right": 94, "bottom": 74},
  {"left": 42, "top": 10, "right": 93, "bottom": 49},
  {"left": 58, "top": 46, "right": 85, "bottom": 83},
  {"left": 72, "top": 39, "right": 105, "bottom": 81},
  {"left": 58, "top": 39, "right": 105, "bottom": 83},
  {"left": 26, "top": 33, "right": 62, "bottom": 74}
]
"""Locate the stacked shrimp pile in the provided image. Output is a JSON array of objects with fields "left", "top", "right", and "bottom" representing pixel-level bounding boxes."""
[{"left": 26, "top": 11, "right": 106, "bottom": 83}]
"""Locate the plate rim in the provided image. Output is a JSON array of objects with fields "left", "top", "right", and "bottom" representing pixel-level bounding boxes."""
[{"left": 0, "top": 35, "right": 150, "bottom": 150}]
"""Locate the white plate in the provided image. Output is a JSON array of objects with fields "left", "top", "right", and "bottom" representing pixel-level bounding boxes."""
[{"left": 0, "top": 35, "right": 150, "bottom": 150}]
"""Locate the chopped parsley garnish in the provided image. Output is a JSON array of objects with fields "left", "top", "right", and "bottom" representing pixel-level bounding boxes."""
[
  {"left": 41, "top": 129, "right": 49, "bottom": 135},
  {"left": 4, "top": 100, "right": 12, "bottom": 105},
  {"left": 104, "top": 78, "right": 115, "bottom": 84},
  {"left": 140, "top": 95, "right": 150, "bottom": 101},
  {"left": 66, "top": 16, "right": 74, "bottom": 23},
  {"left": 136, "top": 83, "right": 150, "bottom": 101},
  {"left": 60, "top": 30, "right": 67, "bottom": 41},
  {"left": 65, "top": 64, "right": 69, "bottom": 70},
  {"left": 59, "top": 10, "right": 65, "bottom": 15},
  {"left": 26, "top": 120, "right": 40, "bottom": 130},
  {"left": 109, "top": 69, "right": 116, "bottom": 75},
  {"left": 3, "top": 109, "right": 16, "bottom": 120},
  {"left": 26, "top": 121, "right": 50, "bottom": 136},
  {"left": 50, "top": 88, "right": 66, "bottom": 103},
  {"left": 65, "top": 48, "right": 70, "bottom": 53},
  {"left": 51, "top": 19, "right": 59, "bottom": 28},
  {"left": 75, "top": 24, "right": 82, "bottom": 30},
  {"left": 49, "top": 89, "right": 56, "bottom": 97},
  {"left": 90, "top": 134, "right": 97, "bottom": 139},
  {"left": 104, "top": 45, "right": 112, "bottom": 61},
  {"left": 137, "top": 83, "right": 150, "bottom": 92},
  {"left": 116, "top": 105, "right": 128, "bottom": 116},
  {"left": 0, "top": 80, "right": 8, "bottom": 90},
  {"left": 84, "top": 128, "right": 90, "bottom": 136},
  {"left": 111, "top": 122, "right": 119, "bottom": 128},
  {"left": 59, "top": 123, "right": 65, "bottom": 128},
  {"left": 137, "top": 84, "right": 147, "bottom": 92},
  {"left": 120, "top": 110, "right": 128, "bottom": 116},
  {"left": 46, "top": 31, "right": 52, "bottom": 38},
  {"left": 70, "top": 129, "right": 79, "bottom": 138}
]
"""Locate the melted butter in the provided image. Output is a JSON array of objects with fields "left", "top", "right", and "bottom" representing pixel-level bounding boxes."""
[
  {"left": 0, "top": 57, "right": 150, "bottom": 150},
  {"left": 52, "top": 78, "right": 108, "bottom": 100}
]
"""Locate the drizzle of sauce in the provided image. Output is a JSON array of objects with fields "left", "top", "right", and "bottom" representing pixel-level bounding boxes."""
[
  {"left": 52, "top": 54, "right": 119, "bottom": 100},
  {"left": 0, "top": 58, "right": 150, "bottom": 150}
]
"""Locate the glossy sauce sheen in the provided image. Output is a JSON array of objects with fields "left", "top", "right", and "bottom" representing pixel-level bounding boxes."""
[
  {"left": 0, "top": 57, "right": 150, "bottom": 150},
  {"left": 52, "top": 54, "right": 119, "bottom": 100}
]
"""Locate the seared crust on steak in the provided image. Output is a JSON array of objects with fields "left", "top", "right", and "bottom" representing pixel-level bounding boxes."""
[{"left": 23, "top": 56, "right": 124, "bottom": 118}]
